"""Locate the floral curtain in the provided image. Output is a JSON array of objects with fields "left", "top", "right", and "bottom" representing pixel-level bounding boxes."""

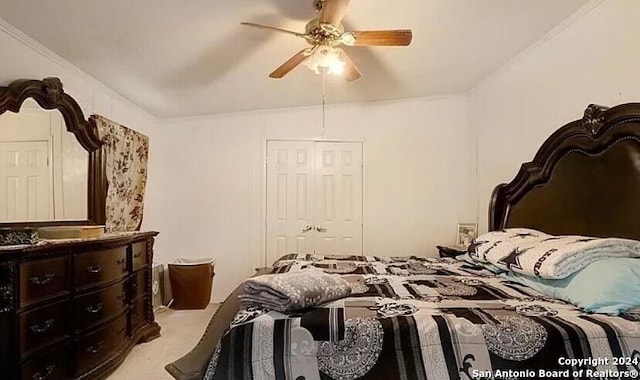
[{"left": 93, "top": 115, "right": 149, "bottom": 232}]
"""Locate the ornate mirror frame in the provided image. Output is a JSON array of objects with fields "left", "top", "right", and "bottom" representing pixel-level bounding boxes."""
[{"left": 0, "top": 77, "right": 106, "bottom": 227}]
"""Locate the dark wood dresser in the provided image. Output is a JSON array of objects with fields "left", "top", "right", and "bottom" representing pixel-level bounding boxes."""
[{"left": 0, "top": 231, "right": 160, "bottom": 380}]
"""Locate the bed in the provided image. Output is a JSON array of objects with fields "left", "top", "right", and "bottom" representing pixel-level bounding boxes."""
[{"left": 166, "top": 102, "right": 640, "bottom": 380}]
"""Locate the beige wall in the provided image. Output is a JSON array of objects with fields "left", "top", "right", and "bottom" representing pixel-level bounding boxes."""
[
  {"left": 470, "top": 0, "right": 640, "bottom": 233},
  {"left": 0, "top": 18, "right": 156, "bottom": 221},
  {"left": 151, "top": 96, "right": 476, "bottom": 301},
  {"left": 3, "top": 0, "right": 638, "bottom": 302}
]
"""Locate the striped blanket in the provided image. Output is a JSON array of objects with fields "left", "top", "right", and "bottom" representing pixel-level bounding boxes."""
[{"left": 204, "top": 254, "right": 640, "bottom": 380}]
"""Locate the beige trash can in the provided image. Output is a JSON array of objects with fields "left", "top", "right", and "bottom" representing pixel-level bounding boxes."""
[{"left": 168, "top": 257, "right": 215, "bottom": 310}]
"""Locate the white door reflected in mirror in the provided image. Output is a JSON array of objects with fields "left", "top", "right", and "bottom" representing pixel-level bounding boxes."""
[
  {"left": 0, "top": 99, "right": 88, "bottom": 222},
  {"left": 0, "top": 141, "right": 50, "bottom": 220}
]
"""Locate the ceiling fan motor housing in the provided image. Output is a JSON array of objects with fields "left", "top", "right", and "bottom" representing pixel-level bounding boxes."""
[{"left": 305, "top": 19, "right": 344, "bottom": 46}]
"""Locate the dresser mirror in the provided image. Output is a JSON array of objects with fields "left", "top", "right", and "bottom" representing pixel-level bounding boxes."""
[{"left": 0, "top": 78, "right": 106, "bottom": 227}]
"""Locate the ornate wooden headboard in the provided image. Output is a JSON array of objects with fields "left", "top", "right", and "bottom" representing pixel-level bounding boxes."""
[{"left": 489, "top": 103, "right": 640, "bottom": 240}]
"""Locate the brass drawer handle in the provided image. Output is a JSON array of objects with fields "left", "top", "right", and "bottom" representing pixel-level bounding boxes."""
[
  {"left": 133, "top": 252, "right": 141, "bottom": 259},
  {"left": 86, "top": 302, "right": 103, "bottom": 313},
  {"left": 86, "top": 265, "right": 101, "bottom": 273},
  {"left": 86, "top": 341, "right": 103, "bottom": 354},
  {"left": 32, "top": 364, "right": 55, "bottom": 380},
  {"left": 116, "top": 291, "right": 127, "bottom": 301},
  {"left": 30, "top": 273, "right": 55, "bottom": 285},
  {"left": 29, "top": 319, "right": 55, "bottom": 333},
  {"left": 117, "top": 257, "right": 127, "bottom": 273}
]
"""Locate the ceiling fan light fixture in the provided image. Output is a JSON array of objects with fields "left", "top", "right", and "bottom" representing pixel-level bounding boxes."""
[
  {"left": 241, "top": 0, "right": 412, "bottom": 81},
  {"left": 327, "top": 59, "right": 346, "bottom": 75},
  {"left": 304, "top": 45, "right": 345, "bottom": 76}
]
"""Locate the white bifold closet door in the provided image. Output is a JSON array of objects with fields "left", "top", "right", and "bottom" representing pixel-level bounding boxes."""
[{"left": 266, "top": 140, "right": 363, "bottom": 265}]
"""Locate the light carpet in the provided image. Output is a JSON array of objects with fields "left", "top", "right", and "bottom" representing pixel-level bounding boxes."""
[{"left": 108, "top": 303, "right": 219, "bottom": 380}]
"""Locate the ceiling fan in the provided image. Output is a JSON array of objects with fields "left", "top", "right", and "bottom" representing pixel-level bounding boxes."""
[{"left": 241, "top": 0, "right": 412, "bottom": 82}]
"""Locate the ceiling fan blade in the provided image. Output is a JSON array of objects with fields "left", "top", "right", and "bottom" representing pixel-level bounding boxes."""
[
  {"left": 241, "top": 22, "right": 305, "bottom": 38},
  {"left": 269, "top": 49, "right": 311, "bottom": 78},
  {"left": 319, "top": 0, "right": 350, "bottom": 26},
  {"left": 344, "top": 30, "right": 413, "bottom": 46},
  {"left": 337, "top": 48, "right": 361, "bottom": 82}
]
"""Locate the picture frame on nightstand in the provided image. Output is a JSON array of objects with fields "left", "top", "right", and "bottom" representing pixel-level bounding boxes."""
[{"left": 456, "top": 223, "right": 478, "bottom": 247}]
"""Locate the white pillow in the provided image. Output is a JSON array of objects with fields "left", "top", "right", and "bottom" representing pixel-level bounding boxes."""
[{"left": 471, "top": 228, "right": 640, "bottom": 279}]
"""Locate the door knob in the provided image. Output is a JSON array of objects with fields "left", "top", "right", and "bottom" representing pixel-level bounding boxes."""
[
  {"left": 315, "top": 225, "right": 327, "bottom": 232},
  {"left": 302, "top": 225, "right": 313, "bottom": 233}
]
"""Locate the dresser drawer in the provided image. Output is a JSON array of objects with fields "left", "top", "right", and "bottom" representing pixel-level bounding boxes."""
[
  {"left": 75, "top": 247, "right": 127, "bottom": 289},
  {"left": 130, "top": 269, "right": 148, "bottom": 301},
  {"left": 132, "top": 241, "right": 148, "bottom": 272},
  {"left": 19, "top": 257, "right": 69, "bottom": 308},
  {"left": 75, "top": 314, "right": 127, "bottom": 376},
  {"left": 74, "top": 280, "right": 128, "bottom": 333},
  {"left": 19, "top": 300, "right": 71, "bottom": 359},
  {"left": 20, "top": 344, "right": 70, "bottom": 380},
  {"left": 131, "top": 297, "right": 148, "bottom": 333}
]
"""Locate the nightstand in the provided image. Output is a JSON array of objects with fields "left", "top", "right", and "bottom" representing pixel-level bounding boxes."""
[{"left": 436, "top": 245, "right": 467, "bottom": 258}]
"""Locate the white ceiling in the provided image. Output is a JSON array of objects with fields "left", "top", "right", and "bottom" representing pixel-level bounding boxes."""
[{"left": 0, "top": 0, "right": 589, "bottom": 118}]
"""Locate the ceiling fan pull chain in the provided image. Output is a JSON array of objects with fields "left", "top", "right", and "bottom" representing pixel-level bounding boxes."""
[{"left": 322, "top": 70, "right": 326, "bottom": 139}]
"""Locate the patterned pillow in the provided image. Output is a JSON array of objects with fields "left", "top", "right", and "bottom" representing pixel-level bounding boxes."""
[{"left": 470, "top": 228, "right": 640, "bottom": 279}]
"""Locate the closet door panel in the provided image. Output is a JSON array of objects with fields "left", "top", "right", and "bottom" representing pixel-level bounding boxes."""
[
  {"left": 266, "top": 141, "right": 315, "bottom": 265},
  {"left": 314, "top": 142, "right": 363, "bottom": 255}
]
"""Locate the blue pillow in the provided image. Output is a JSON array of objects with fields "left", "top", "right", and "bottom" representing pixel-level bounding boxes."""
[{"left": 501, "top": 258, "right": 640, "bottom": 315}]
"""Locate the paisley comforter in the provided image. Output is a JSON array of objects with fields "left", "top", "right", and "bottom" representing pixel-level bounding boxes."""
[{"left": 203, "top": 254, "right": 640, "bottom": 380}]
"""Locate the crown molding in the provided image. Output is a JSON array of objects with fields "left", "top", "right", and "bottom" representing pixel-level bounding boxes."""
[
  {"left": 468, "top": 0, "right": 605, "bottom": 97},
  {"left": 162, "top": 93, "right": 467, "bottom": 124},
  {"left": 0, "top": 16, "right": 156, "bottom": 121}
]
